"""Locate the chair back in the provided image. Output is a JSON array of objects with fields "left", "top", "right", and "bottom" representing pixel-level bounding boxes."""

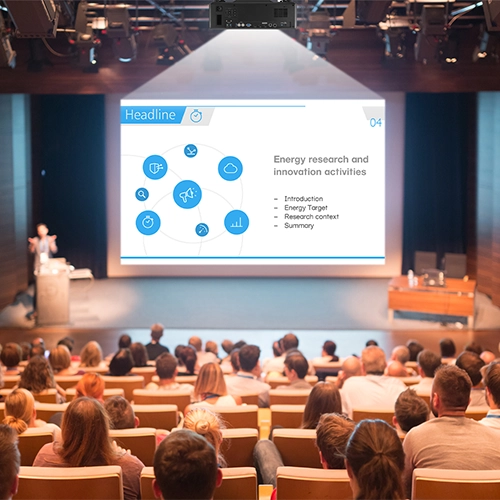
[
  {"left": 0, "top": 402, "right": 4, "bottom": 421},
  {"left": 466, "top": 406, "right": 489, "bottom": 421},
  {"left": 140, "top": 467, "right": 155, "bottom": 500},
  {"left": 130, "top": 367, "right": 157, "bottom": 385},
  {"left": 352, "top": 408, "right": 395, "bottom": 426},
  {"left": 271, "top": 405, "right": 305, "bottom": 428},
  {"left": 54, "top": 375, "right": 83, "bottom": 390},
  {"left": 174, "top": 375, "right": 197, "bottom": 384},
  {"left": 215, "top": 467, "right": 258, "bottom": 500},
  {"left": 402, "top": 376, "right": 420, "bottom": 386},
  {"left": 131, "top": 404, "right": 178, "bottom": 430},
  {"left": 102, "top": 376, "right": 145, "bottom": 402},
  {"left": 276, "top": 466, "right": 351, "bottom": 500},
  {"left": 414, "top": 250, "right": 437, "bottom": 275},
  {"left": 3, "top": 375, "right": 20, "bottom": 388},
  {"left": 34, "top": 402, "right": 69, "bottom": 422},
  {"left": 206, "top": 405, "right": 259, "bottom": 429},
  {"left": 33, "top": 389, "right": 59, "bottom": 404},
  {"left": 272, "top": 429, "right": 321, "bottom": 468},
  {"left": 221, "top": 428, "right": 259, "bottom": 467},
  {"left": 133, "top": 389, "right": 191, "bottom": 412},
  {"left": 444, "top": 252, "right": 467, "bottom": 279},
  {"left": 269, "top": 390, "right": 311, "bottom": 406},
  {"left": 412, "top": 468, "right": 500, "bottom": 500},
  {"left": 311, "top": 361, "right": 342, "bottom": 377},
  {"left": 18, "top": 432, "right": 54, "bottom": 466},
  {"left": 239, "top": 393, "right": 260, "bottom": 406},
  {"left": 65, "top": 388, "right": 125, "bottom": 402},
  {"left": 16, "top": 465, "right": 124, "bottom": 499},
  {"left": 109, "top": 428, "right": 156, "bottom": 466}
]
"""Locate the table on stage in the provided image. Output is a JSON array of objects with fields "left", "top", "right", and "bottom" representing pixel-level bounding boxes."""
[{"left": 388, "top": 276, "right": 476, "bottom": 328}]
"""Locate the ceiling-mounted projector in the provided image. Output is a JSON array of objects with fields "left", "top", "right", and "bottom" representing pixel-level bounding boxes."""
[{"left": 209, "top": 1, "right": 296, "bottom": 29}]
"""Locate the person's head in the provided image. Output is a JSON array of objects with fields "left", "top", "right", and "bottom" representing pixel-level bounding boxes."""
[
  {"left": 284, "top": 352, "right": 308, "bottom": 380},
  {"left": 130, "top": 342, "right": 149, "bottom": 367},
  {"left": 365, "top": 339, "right": 378, "bottom": 347},
  {"left": 417, "top": 349, "right": 442, "bottom": 378},
  {"left": 3, "top": 388, "right": 36, "bottom": 434},
  {"left": 59, "top": 397, "right": 115, "bottom": 466},
  {"left": 175, "top": 344, "right": 186, "bottom": 362},
  {"left": 108, "top": 348, "right": 134, "bottom": 376},
  {"left": 345, "top": 420, "right": 405, "bottom": 500},
  {"left": 272, "top": 341, "right": 283, "bottom": 358},
  {"left": 48, "top": 345, "right": 72, "bottom": 373},
  {"left": 179, "top": 345, "right": 197, "bottom": 374},
  {"left": 155, "top": 352, "right": 178, "bottom": 380},
  {"left": 104, "top": 395, "right": 139, "bottom": 429},
  {"left": 31, "top": 337, "right": 45, "bottom": 349},
  {"left": 221, "top": 340, "right": 234, "bottom": 355},
  {"left": 153, "top": 429, "right": 222, "bottom": 500},
  {"left": 484, "top": 361, "right": 500, "bottom": 409},
  {"left": 431, "top": 364, "right": 472, "bottom": 416},
  {"left": 439, "top": 337, "right": 456, "bottom": 358},
  {"left": 118, "top": 334, "right": 132, "bottom": 349},
  {"left": 0, "top": 425, "right": 20, "bottom": 500},
  {"left": 188, "top": 336, "right": 202, "bottom": 352},
  {"left": 302, "top": 382, "right": 342, "bottom": 429},
  {"left": 36, "top": 223, "right": 48, "bottom": 237},
  {"left": 151, "top": 323, "right": 164, "bottom": 341},
  {"left": 361, "top": 346, "right": 386, "bottom": 376},
  {"left": 455, "top": 351, "right": 485, "bottom": 387},
  {"left": 341, "top": 356, "right": 362, "bottom": 378},
  {"left": 393, "top": 389, "right": 429, "bottom": 433},
  {"left": 282, "top": 333, "right": 299, "bottom": 352},
  {"left": 238, "top": 344, "right": 261, "bottom": 373},
  {"left": 194, "top": 363, "right": 227, "bottom": 400},
  {"left": 386, "top": 361, "right": 408, "bottom": 378},
  {"left": 406, "top": 340, "right": 424, "bottom": 362},
  {"left": 315, "top": 413, "right": 355, "bottom": 469},
  {"left": 57, "top": 337, "right": 74, "bottom": 353},
  {"left": 29, "top": 345, "right": 45, "bottom": 358},
  {"left": 19, "top": 342, "right": 31, "bottom": 361},
  {"left": 75, "top": 373, "right": 105, "bottom": 401},
  {"left": 0, "top": 343, "right": 22, "bottom": 369},
  {"left": 230, "top": 349, "right": 241, "bottom": 373},
  {"left": 465, "top": 342, "right": 483, "bottom": 356},
  {"left": 233, "top": 340, "right": 247, "bottom": 350},
  {"left": 480, "top": 350, "right": 496, "bottom": 365},
  {"left": 391, "top": 346, "right": 410, "bottom": 365},
  {"left": 322, "top": 341, "right": 337, "bottom": 357},
  {"left": 19, "top": 355, "right": 55, "bottom": 393},
  {"left": 205, "top": 341, "right": 218, "bottom": 356},
  {"left": 79, "top": 341, "right": 103, "bottom": 367}
]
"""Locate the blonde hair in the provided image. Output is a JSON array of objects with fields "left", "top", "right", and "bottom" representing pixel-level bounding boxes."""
[
  {"left": 3, "top": 388, "right": 35, "bottom": 434},
  {"left": 49, "top": 345, "right": 71, "bottom": 373},
  {"left": 75, "top": 373, "right": 105, "bottom": 401},
  {"left": 193, "top": 362, "right": 228, "bottom": 401},
  {"left": 80, "top": 341, "right": 103, "bottom": 368}
]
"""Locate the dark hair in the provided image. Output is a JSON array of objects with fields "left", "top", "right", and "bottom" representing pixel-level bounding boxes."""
[
  {"left": 57, "top": 336, "right": 75, "bottom": 353},
  {"left": 346, "top": 420, "right": 405, "bottom": 500},
  {"left": 439, "top": 338, "right": 456, "bottom": 358},
  {"left": 484, "top": 361, "right": 500, "bottom": 407},
  {"left": 323, "top": 341, "right": 337, "bottom": 357},
  {"left": 365, "top": 339, "right": 378, "bottom": 347},
  {"left": 284, "top": 353, "right": 308, "bottom": 379},
  {"left": 455, "top": 351, "right": 485, "bottom": 386},
  {"left": 394, "top": 389, "right": 429, "bottom": 433},
  {"left": 238, "top": 345, "right": 260, "bottom": 372},
  {"left": 282, "top": 333, "right": 299, "bottom": 352},
  {"left": 108, "top": 349, "right": 134, "bottom": 376},
  {"left": 417, "top": 350, "right": 442, "bottom": 378},
  {"left": 104, "top": 396, "right": 136, "bottom": 429},
  {"left": 230, "top": 349, "right": 241, "bottom": 372},
  {"left": 1, "top": 342, "right": 22, "bottom": 368},
  {"left": 20, "top": 341, "right": 31, "bottom": 361},
  {"left": 118, "top": 334, "right": 132, "bottom": 349},
  {"left": 221, "top": 340, "right": 234, "bottom": 355},
  {"left": 179, "top": 346, "right": 197, "bottom": 375},
  {"left": 406, "top": 340, "right": 424, "bottom": 362},
  {"left": 433, "top": 364, "right": 472, "bottom": 410},
  {"left": 130, "top": 342, "right": 149, "bottom": 367},
  {"left": 233, "top": 340, "right": 247, "bottom": 350},
  {"left": 272, "top": 341, "right": 283, "bottom": 357},
  {"left": 156, "top": 352, "right": 178, "bottom": 379},
  {"left": 174, "top": 344, "right": 185, "bottom": 362},
  {"left": 464, "top": 342, "right": 483, "bottom": 356},
  {"left": 301, "top": 382, "right": 342, "bottom": 429},
  {"left": 154, "top": 429, "right": 219, "bottom": 500},
  {"left": 29, "top": 345, "right": 45, "bottom": 358},
  {"left": 0, "top": 424, "right": 20, "bottom": 499},
  {"left": 18, "top": 355, "right": 56, "bottom": 393},
  {"left": 316, "top": 413, "right": 355, "bottom": 469}
]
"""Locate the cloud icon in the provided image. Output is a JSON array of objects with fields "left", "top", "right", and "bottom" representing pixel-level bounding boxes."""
[{"left": 223, "top": 162, "right": 239, "bottom": 174}]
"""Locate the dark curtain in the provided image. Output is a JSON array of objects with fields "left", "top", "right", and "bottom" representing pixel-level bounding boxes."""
[
  {"left": 31, "top": 95, "right": 107, "bottom": 278},
  {"left": 402, "top": 93, "right": 476, "bottom": 274}
]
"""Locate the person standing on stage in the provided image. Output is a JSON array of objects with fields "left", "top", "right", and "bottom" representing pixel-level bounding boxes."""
[{"left": 28, "top": 223, "right": 57, "bottom": 270}]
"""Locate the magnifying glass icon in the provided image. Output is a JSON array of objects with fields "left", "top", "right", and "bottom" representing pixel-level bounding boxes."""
[{"left": 135, "top": 188, "right": 149, "bottom": 201}]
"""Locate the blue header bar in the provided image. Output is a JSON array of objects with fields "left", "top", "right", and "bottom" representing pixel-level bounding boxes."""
[{"left": 121, "top": 106, "right": 186, "bottom": 124}]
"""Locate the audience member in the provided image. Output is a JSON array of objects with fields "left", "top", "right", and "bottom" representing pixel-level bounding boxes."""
[
  {"left": 316, "top": 413, "right": 355, "bottom": 469},
  {"left": 262, "top": 333, "right": 299, "bottom": 374},
  {"left": 229, "top": 349, "right": 241, "bottom": 374},
  {"left": 403, "top": 365, "right": 500, "bottom": 495},
  {"left": 31, "top": 337, "right": 45, "bottom": 351},
  {"left": 33, "top": 397, "right": 144, "bottom": 500},
  {"left": 439, "top": 337, "right": 457, "bottom": 364},
  {"left": 29, "top": 345, "right": 45, "bottom": 358},
  {"left": 322, "top": 340, "right": 340, "bottom": 362},
  {"left": 0, "top": 425, "right": 20, "bottom": 500},
  {"left": 411, "top": 349, "right": 442, "bottom": 396},
  {"left": 393, "top": 388, "right": 429, "bottom": 437},
  {"left": 79, "top": 341, "right": 104, "bottom": 368},
  {"left": 145, "top": 352, "right": 193, "bottom": 393},
  {"left": 336, "top": 356, "right": 362, "bottom": 389},
  {"left": 220, "top": 340, "right": 234, "bottom": 365},
  {"left": 189, "top": 336, "right": 217, "bottom": 367},
  {"left": 57, "top": 337, "right": 78, "bottom": 361},
  {"left": 19, "top": 341, "right": 30, "bottom": 361},
  {"left": 145, "top": 323, "right": 170, "bottom": 361},
  {"left": 129, "top": 342, "right": 149, "bottom": 367},
  {"left": 391, "top": 345, "right": 411, "bottom": 365},
  {"left": 465, "top": 341, "right": 483, "bottom": 356},
  {"left": 153, "top": 429, "right": 222, "bottom": 500},
  {"left": 205, "top": 341, "right": 219, "bottom": 359},
  {"left": 49, "top": 345, "right": 80, "bottom": 376},
  {"left": 225, "top": 345, "right": 271, "bottom": 407},
  {"left": 118, "top": 334, "right": 132, "bottom": 349},
  {"left": 365, "top": 339, "right": 378, "bottom": 347},
  {"left": 341, "top": 346, "right": 406, "bottom": 418},
  {"left": 0, "top": 343, "right": 22, "bottom": 374},
  {"left": 406, "top": 340, "right": 424, "bottom": 362},
  {"left": 480, "top": 361, "right": 500, "bottom": 429},
  {"left": 301, "top": 382, "right": 342, "bottom": 429},
  {"left": 108, "top": 349, "right": 134, "bottom": 376},
  {"left": 191, "top": 362, "right": 238, "bottom": 407},
  {"left": 278, "top": 353, "right": 313, "bottom": 390},
  {"left": 455, "top": 351, "right": 487, "bottom": 406},
  {"left": 346, "top": 420, "right": 405, "bottom": 500},
  {"left": 480, "top": 349, "right": 496, "bottom": 365},
  {"left": 386, "top": 360, "right": 409, "bottom": 378},
  {"left": 177, "top": 345, "right": 199, "bottom": 376},
  {"left": 75, "top": 373, "right": 105, "bottom": 402},
  {"left": 104, "top": 395, "right": 139, "bottom": 429}
]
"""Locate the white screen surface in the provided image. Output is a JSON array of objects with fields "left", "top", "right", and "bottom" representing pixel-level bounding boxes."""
[{"left": 120, "top": 98, "right": 385, "bottom": 265}]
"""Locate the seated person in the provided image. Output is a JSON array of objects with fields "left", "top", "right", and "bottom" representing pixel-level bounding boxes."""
[
  {"left": 145, "top": 323, "right": 170, "bottom": 361},
  {"left": 455, "top": 351, "right": 487, "bottom": 406},
  {"left": 1, "top": 343, "right": 23, "bottom": 375},
  {"left": 176, "top": 345, "right": 199, "bottom": 376},
  {"left": 145, "top": 352, "right": 193, "bottom": 393},
  {"left": 104, "top": 395, "right": 140, "bottom": 429},
  {"left": 0, "top": 425, "right": 20, "bottom": 500},
  {"left": 393, "top": 388, "right": 429, "bottom": 438},
  {"left": 48, "top": 345, "right": 82, "bottom": 376},
  {"left": 385, "top": 360, "right": 409, "bottom": 378},
  {"left": 190, "top": 363, "right": 239, "bottom": 407},
  {"left": 107, "top": 349, "right": 134, "bottom": 376},
  {"left": 79, "top": 341, "right": 106, "bottom": 370},
  {"left": 480, "top": 361, "right": 500, "bottom": 428},
  {"left": 75, "top": 373, "right": 105, "bottom": 402},
  {"left": 276, "top": 353, "right": 313, "bottom": 390},
  {"left": 129, "top": 342, "right": 149, "bottom": 368}
]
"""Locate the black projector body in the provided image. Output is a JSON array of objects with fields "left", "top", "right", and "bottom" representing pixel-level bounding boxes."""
[{"left": 209, "top": 1, "right": 296, "bottom": 29}]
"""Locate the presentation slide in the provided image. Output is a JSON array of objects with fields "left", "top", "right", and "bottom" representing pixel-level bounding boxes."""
[{"left": 120, "top": 99, "right": 385, "bottom": 265}]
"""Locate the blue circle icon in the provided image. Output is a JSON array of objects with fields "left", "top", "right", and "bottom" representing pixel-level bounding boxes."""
[
  {"left": 219, "top": 156, "right": 243, "bottom": 181},
  {"left": 184, "top": 144, "right": 198, "bottom": 158},
  {"left": 135, "top": 188, "right": 149, "bottom": 201},
  {"left": 136, "top": 210, "right": 161, "bottom": 235},
  {"left": 196, "top": 223, "right": 209, "bottom": 237},
  {"left": 173, "top": 180, "right": 202, "bottom": 209},
  {"left": 143, "top": 155, "right": 167, "bottom": 180},
  {"left": 225, "top": 210, "right": 249, "bottom": 235}
]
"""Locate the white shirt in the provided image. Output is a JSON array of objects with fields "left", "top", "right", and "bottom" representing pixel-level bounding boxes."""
[
  {"left": 225, "top": 372, "right": 271, "bottom": 407},
  {"left": 196, "top": 351, "right": 218, "bottom": 367},
  {"left": 412, "top": 377, "right": 434, "bottom": 396},
  {"left": 479, "top": 409, "right": 500, "bottom": 429},
  {"left": 145, "top": 381, "right": 193, "bottom": 393}
]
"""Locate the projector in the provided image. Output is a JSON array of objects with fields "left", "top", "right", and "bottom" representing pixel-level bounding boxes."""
[{"left": 209, "top": 1, "right": 296, "bottom": 29}]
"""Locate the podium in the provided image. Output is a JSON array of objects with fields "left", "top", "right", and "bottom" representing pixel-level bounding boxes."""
[{"left": 36, "top": 258, "right": 70, "bottom": 326}]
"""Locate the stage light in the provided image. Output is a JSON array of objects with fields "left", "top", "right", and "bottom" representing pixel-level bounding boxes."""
[
  {"left": 0, "top": 13, "right": 16, "bottom": 68},
  {"left": 153, "top": 23, "right": 190, "bottom": 65},
  {"left": 105, "top": 5, "right": 136, "bottom": 62},
  {"left": 4, "top": 0, "right": 59, "bottom": 38},
  {"left": 473, "top": 24, "right": 500, "bottom": 62},
  {"left": 72, "top": 1, "right": 100, "bottom": 72},
  {"left": 356, "top": 0, "right": 392, "bottom": 25},
  {"left": 300, "top": 11, "right": 332, "bottom": 57}
]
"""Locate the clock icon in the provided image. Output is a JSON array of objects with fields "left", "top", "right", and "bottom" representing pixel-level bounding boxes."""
[
  {"left": 136, "top": 211, "right": 160, "bottom": 235},
  {"left": 190, "top": 109, "right": 203, "bottom": 123},
  {"left": 142, "top": 215, "right": 155, "bottom": 229}
]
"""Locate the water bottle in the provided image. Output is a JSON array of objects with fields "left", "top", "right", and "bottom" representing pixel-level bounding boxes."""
[{"left": 407, "top": 269, "right": 414, "bottom": 286}]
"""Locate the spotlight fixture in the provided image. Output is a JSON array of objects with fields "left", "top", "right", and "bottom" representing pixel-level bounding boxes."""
[
  {"left": 105, "top": 6, "right": 136, "bottom": 62},
  {"left": 152, "top": 23, "right": 190, "bottom": 65},
  {"left": 300, "top": 11, "right": 331, "bottom": 57},
  {"left": 4, "top": 0, "right": 59, "bottom": 38},
  {"left": 0, "top": 13, "right": 16, "bottom": 68}
]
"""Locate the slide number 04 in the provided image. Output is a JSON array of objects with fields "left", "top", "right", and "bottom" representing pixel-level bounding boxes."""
[{"left": 370, "top": 118, "right": 383, "bottom": 128}]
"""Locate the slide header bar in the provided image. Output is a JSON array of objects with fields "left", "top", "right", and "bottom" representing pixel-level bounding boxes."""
[{"left": 121, "top": 106, "right": 186, "bottom": 124}]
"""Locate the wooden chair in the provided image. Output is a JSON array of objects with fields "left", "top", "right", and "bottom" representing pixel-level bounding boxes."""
[
  {"left": 34, "top": 402, "right": 69, "bottom": 422},
  {"left": 466, "top": 406, "right": 489, "bottom": 421},
  {"left": 269, "top": 390, "right": 312, "bottom": 406},
  {"left": 132, "top": 389, "right": 191, "bottom": 412},
  {"left": 272, "top": 429, "right": 321, "bottom": 468},
  {"left": 215, "top": 467, "right": 258, "bottom": 500},
  {"left": 131, "top": 404, "right": 178, "bottom": 430},
  {"left": 351, "top": 408, "right": 395, "bottom": 426},
  {"left": 33, "top": 389, "right": 60, "bottom": 404},
  {"left": 324, "top": 376, "right": 338, "bottom": 385},
  {"left": 130, "top": 367, "right": 157, "bottom": 386},
  {"left": 174, "top": 375, "right": 197, "bottom": 385},
  {"left": 16, "top": 466, "right": 124, "bottom": 499},
  {"left": 140, "top": 467, "right": 155, "bottom": 500},
  {"left": 412, "top": 468, "right": 500, "bottom": 500},
  {"left": 239, "top": 393, "right": 260, "bottom": 406},
  {"left": 418, "top": 394, "right": 431, "bottom": 407},
  {"left": 109, "top": 428, "right": 156, "bottom": 466},
  {"left": 220, "top": 428, "right": 259, "bottom": 467},
  {"left": 54, "top": 375, "right": 83, "bottom": 390},
  {"left": 102, "top": 376, "right": 145, "bottom": 402},
  {"left": 65, "top": 387, "right": 125, "bottom": 402},
  {"left": 0, "top": 402, "right": 4, "bottom": 421},
  {"left": 276, "top": 466, "right": 351, "bottom": 500},
  {"left": 402, "top": 376, "right": 420, "bottom": 386},
  {"left": 80, "top": 365, "right": 109, "bottom": 374},
  {"left": 270, "top": 405, "right": 305, "bottom": 428},
  {"left": 18, "top": 431, "right": 54, "bottom": 466},
  {"left": 311, "top": 361, "right": 342, "bottom": 377},
  {"left": 206, "top": 405, "right": 259, "bottom": 429},
  {"left": 3, "top": 374, "right": 20, "bottom": 388},
  {"left": 266, "top": 376, "right": 318, "bottom": 390}
]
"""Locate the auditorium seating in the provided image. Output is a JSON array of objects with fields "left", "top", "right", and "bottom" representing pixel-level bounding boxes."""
[
  {"left": 220, "top": 428, "right": 259, "bottom": 467},
  {"left": 272, "top": 429, "right": 321, "bottom": 468},
  {"left": 54, "top": 375, "right": 83, "bottom": 390},
  {"left": 65, "top": 387, "right": 125, "bottom": 401},
  {"left": 183, "top": 404, "right": 260, "bottom": 429},
  {"left": 109, "top": 428, "right": 157, "bottom": 466},
  {"left": 3, "top": 374, "right": 20, "bottom": 388},
  {"left": 34, "top": 402, "right": 69, "bottom": 422},
  {"left": 16, "top": 466, "right": 124, "bottom": 500},
  {"left": 239, "top": 393, "right": 260, "bottom": 406},
  {"left": 130, "top": 366, "right": 157, "bottom": 385},
  {"left": 32, "top": 389, "right": 60, "bottom": 404},
  {"left": 131, "top": 404, "right": 179, "bottom": 430},
  {"left": 269, "top": 389, "right": 311, "bottom": 406},
  {"left": 311, "top": 361, "right": 342, "bottom": 377},
  {"left": 270, "top": 405, "right": 305, "bottom": 428},
  {"left": 352, "top": 408, "right": 395, "bottom": 426},
  {"left": 102, "top": 376, "right": 145, "bottom": 402},
  {"left": 266, "top": 375, "right": 318, "bottom": 390},
  {"left": 465, "top": 406, "right": 489, "bottom": 421},
  {"left": 132, "top": 389, "right": 191, "bottom": 412},
  {"left": 18, "top": 431, "right": 54, "bottom": 466}
]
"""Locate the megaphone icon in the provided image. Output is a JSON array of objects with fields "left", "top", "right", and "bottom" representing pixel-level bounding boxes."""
[{"left": 179, "top": 187, "right": 195, "bottom": 204}]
